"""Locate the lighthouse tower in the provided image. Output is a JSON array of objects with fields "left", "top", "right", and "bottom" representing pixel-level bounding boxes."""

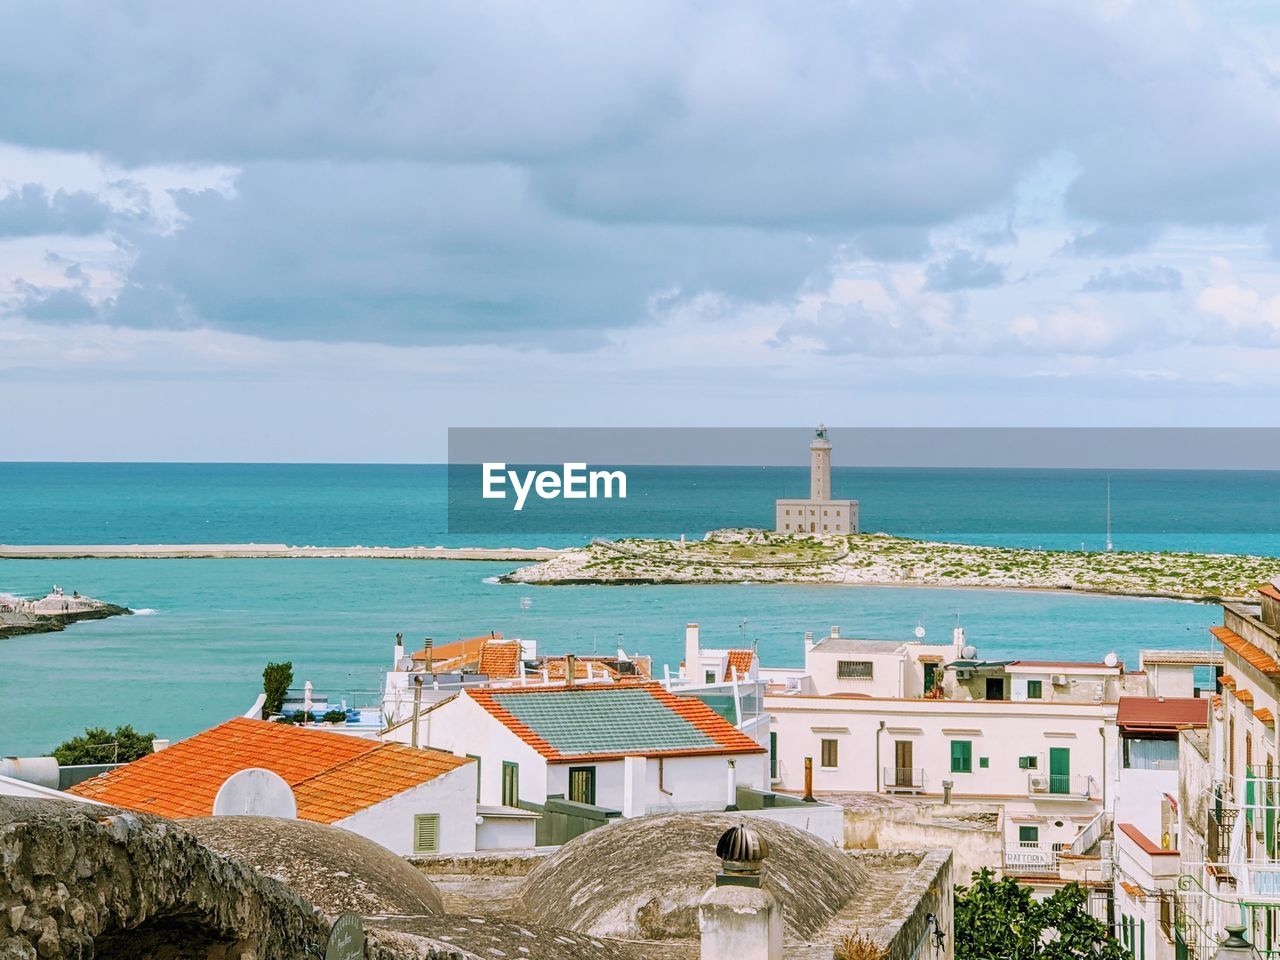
[{"left": 774, "top": 425, "right": 859, "bottom": 536}]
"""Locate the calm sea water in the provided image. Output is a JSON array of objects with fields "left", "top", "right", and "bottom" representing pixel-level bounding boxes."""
[{"left": 0, "top": 463, "right": 1266, "bottom": 756}]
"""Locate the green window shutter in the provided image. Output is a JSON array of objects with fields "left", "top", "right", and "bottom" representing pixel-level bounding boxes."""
[
  {"left": 413, "top": 813, "right": 440, "bottom": 853},
  {"left": 1027, "top": 680, "right": 1042, "bottom": 699},
  {"left": 951, "top": 740, "right": 972, "bottom": 773},
  {"left": 1019, "top": 825, "right": 1039, "bottom": 844},
  {"left": 502, "top": 761, "right": 520, "bottom": 807},
  {"left": 770, "top": 731, "right": 778, "bottom": 779},
  {"left": 569, "top": 766, "right": 596, "bottom": 805},
  {"left": 979, "top": 756, "right": 989, "bottom": 769},
  {"left": 821, "top": 738, "right": 839, "bottom": 768},
  {"left": 467, "top": 754, "right": 481, "bottom": 802}
]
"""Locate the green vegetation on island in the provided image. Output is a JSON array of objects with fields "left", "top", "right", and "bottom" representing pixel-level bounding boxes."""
[{"left": 502, "top": 529, "right": 1280, "bottom": 602}]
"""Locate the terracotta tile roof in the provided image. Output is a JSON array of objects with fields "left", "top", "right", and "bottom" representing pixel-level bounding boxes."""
[
  {"left": 1259, "top": 581, "right": 1280, "bottom": 602},
  {"left": 1212, "top": 694, "right": 1223, "bottom": 711},
  {"left": 67, "top": 717, "right": 469, "bottom": 822},
  {"left": 1120, "top": 881, "right": 1143, "bottom": 898},
  {"left": 467, "top": 682, "right": 765, "bottom": 762},
  {"left": 1118, "top": 822, "right": 1178, "bottom": 856},
  {"left": 724, "top": 649, "right": 755, "bottom": 682},
  {"left": 1212, "top": 626, "right": 1280, "bottom": 675},
  {"left": 410, "top": 633, "right": 501, "bottom": 664},
  {"left": 1220, "top": 675, "right": 1237, "bottom": 688},
  {"left": 1256, "top": 708, "right": 1275, "bottom": 727},
  {"left": 1116, "top": 697, "right": 1208, "bottom": 733},
  {"left": 478, "top": 641, "right": 522, "bottom": 679},
  {"left": 1235, "top": 688, "right": 1255, "bottom": 706}
]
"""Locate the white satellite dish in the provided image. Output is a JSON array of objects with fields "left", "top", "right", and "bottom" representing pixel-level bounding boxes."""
[
  {"left": 961, "top": 645, "right": 977, "bottom": 660},
  {"left": 212, "top": 768, "right": 297, "bottom": 818},
  {"left": 1104, "top": 651, "right": 1119, "bottom": 668},
  {"left": 914, "top": 625, "right": 926, "bottom": 639}
]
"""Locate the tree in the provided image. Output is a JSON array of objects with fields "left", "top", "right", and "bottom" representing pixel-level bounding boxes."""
[
  {"left": 955, "top": 869, "right": 1126, "bottom": 960},
  {"left": 50, "top": 724, "right": 156, "bottom": 765},
  {"left": 262, "top": 661, "right": 293, "bottom": 716}
]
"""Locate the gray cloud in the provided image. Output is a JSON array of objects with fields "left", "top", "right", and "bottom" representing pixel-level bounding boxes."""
[
  {"left": 0, "top": 184, "right": 113, "bottom": 237},
  {"left": 1081, "top": 266, "right": 1182, "bottom": 293},
  {"left": 924, "top": 251, "right": 1006, "bottom": 291}
]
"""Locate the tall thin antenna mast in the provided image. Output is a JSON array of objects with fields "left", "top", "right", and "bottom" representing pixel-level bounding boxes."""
[{"left": 1105, "top": 475, "right": 1114, "bottom": 552}]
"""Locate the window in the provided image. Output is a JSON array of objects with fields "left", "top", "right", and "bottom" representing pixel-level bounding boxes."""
[
  {"left": 1018, "top": 825, "right": 1039, "bottom": 844},
  {"left": 979, "top": 756, "right": 989, "bottom": 768},
  {"left": 1018, "top": 755, "right": 1039, "bottom": 769},
  {"left": 837, "top": 660, "right": 874, "bottom": 680},
  {"left": 501, "top": 761, "right": 519, "bottom": 807},
  {"left": 923, "top": 662, "right": 938, "bottom": 694},
  {"left": 985, "top": 677, "right": 1005, "bottom": 700},
  {"left": 705, "top": 670, "right": 716, "bottom": 683},
  {"left": 568, "top": 766, "right": 596, "bottom": 805},
  {"left": 413, "top": 813, "right": 440, "bottom": 853},
  {"left": 821, "top": 738, "right": 839, "bottom": 768},
  {"left": 467, "top": 754, "right": 481, "bottom": 802},
  {"left": 770, "top": 731, "right": 778, "bottom": 779},
  {"left": 1027, "top": 680, "right": 1043, "bottom": 699},
  {"left": 951, "top": 740, "right": 973, "bottom": 773}
]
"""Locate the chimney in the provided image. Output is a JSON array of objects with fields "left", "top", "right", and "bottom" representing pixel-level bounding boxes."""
[
  {"left": 830, "top": 625, "right": 839, "bottom": 639},
  {"left": 422, "top": 638, "right": 433, "bottom": 674},
  {"left": 151, "top": 739, "right": 170, "bottom": 753},
  {"left": 394, "top": 632, "right": 405, "bottom": 668},
  {"left": 952, "top": 626, "right": 965, "bottom": 655},
  {"left": 685, "top": 623, "right": 701, "bottom": 680},
  {"left": 699, "top": 826, "right": 781, "bottom": 960},
  {"left": 565, "top": 653, "right": 577, "bottom": 688},
  {"left": 803, "top": 631, "right": 815, "bottom": 655}
]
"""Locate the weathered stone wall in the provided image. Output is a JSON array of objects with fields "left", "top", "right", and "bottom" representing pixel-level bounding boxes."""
[{"left": 0, "top": 798, "right": 330, "bottom": 960}]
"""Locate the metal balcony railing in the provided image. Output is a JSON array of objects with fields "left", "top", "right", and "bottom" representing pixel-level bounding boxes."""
[
  {"left": 883, "top": 766, "right": 927, "bottom": 791},
  {"left": 1027, "top": 772, "right": 1098, "bottom": 798}
]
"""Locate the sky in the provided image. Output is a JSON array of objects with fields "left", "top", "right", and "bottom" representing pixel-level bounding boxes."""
[{"left": 2, "top": 0, "right": 1280, "bottom": 461}]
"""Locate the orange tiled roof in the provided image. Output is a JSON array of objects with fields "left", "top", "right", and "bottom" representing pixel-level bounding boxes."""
[
  {"left": 67, "top": 717, "right": 469, "bottom": 822},
  {"left": 1120, "top": 881, "right": 1143, "bottom": 898},
  {"left": 1212, "top": 694, "right": 1223, "bottom": 711},
  {"left": 1118, "top": 822, "right": 1178, "bottom": 856},
  {"left": 1256, "top": 708, "right": 1275, "bottom": 727},
  {"left": 1260, "top": 582, "right": 1280, "bottom": 602},
  {"left": 724, "top": 649, "right": 755, "bottom": 682},
  {"left": 410, "top": 633, "right": 502, "bottom": 663},
  {"left": 1220, "top": 675, "right": 1237, "bottom": 688},
  {"left": 1212, "top": 626, "right": 1280, "bottom": 675},
  {"left": 478, "top": 641, "right": 522, "bottom": 679},
  {"left": 1235, "top": 688, "right": 1255, "bottom": 706},
  {"left": 466, "top": 682, "right": 766, "bottom": 762}
]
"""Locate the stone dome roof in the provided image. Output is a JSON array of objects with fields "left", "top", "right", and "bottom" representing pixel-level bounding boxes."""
[
  {"left": 520, "top": 813, "right": 866, "bottom": 941},
  {"left": 182, "top": 815, "right": 444, "bottom": 918}
]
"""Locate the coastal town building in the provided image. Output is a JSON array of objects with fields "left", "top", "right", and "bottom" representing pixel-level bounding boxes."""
[
  {"left": 774, "top": 424, "right": 859, "bottom": 535},
  {"left": 64, "top": 717, "right": 537, "bottom": 855},
  {"left": 1168, "top": 577, "right": 1280, "bottom": 960},
  {"left": 384, "top": 681, "right": 775, "bottom": 835},
  {"left": 760, "top": 622, "right": 1213, "bottom": 889}
]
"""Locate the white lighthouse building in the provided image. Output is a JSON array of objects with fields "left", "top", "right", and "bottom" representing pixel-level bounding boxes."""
[{"left": 774, "top": 425, "right": 859, "bottom": 535}]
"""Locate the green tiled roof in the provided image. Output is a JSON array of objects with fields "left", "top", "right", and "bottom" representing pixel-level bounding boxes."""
[{"left": 490, "top": 688, "right": 717, "bottom": 756}]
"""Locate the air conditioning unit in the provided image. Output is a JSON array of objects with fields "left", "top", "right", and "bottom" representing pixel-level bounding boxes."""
[
  {"left": 784, "top": 676, "right": 802, "bottom": 692},
  {"left": 1029, "top": 775, "right": 1049, "bottom": 792},
  {"left": 956, "top": 669, "right": 972, "bottom": 680},
  {"left": 1051, "top": 674, "right": 1068, "bottom": 686}
]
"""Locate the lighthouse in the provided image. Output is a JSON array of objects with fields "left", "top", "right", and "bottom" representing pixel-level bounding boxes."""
[{"left": 774, "top": 424, "right": 859, "bottom": 536}]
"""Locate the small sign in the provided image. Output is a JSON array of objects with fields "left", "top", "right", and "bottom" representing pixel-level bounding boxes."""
[{"left": 325, "top": 913, "right": 365, "bottom": 960}]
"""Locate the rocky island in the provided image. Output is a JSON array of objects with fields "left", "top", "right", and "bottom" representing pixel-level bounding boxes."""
[
  {"left": 0, "top": 586, "right": 131, "bottom": 639},
  {"left": 502, "top": 528, "right": 1280, "bottom": 602}
]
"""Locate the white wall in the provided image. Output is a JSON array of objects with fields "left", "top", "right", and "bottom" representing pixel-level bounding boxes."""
[
  {"left": 335, "top": 763, "right": 477, "bottom": 856},
  {"left": 387, "top": 693, "right": 549, "bottom": 806},
  {"left": 476, "top": 815, "right": 538, "bottom": 850},
  {"left": 541, "top": 752, "right": 769, "bottom": 815},
  {"left": 1116, "top": 767, "right": 1179, "bottom": 841}
]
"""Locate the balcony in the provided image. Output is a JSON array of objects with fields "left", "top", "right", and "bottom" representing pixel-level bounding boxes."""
[
  {"left": 883, "top": 766, "right": 927, "bottom": 793},
  {"left": 1003, "top": 841, "right": 1061, "bottom": 877},
  {"left": 1027, "top": 772, "right": 1099, "bottom": 799}
]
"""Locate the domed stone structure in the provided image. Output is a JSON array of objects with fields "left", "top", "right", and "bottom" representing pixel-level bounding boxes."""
[
  {"left": 182, "top": 815, "right": 445, "bottom": 918},
  {"left": 520, "top": 813, "right": 867, "bottom": 941}
]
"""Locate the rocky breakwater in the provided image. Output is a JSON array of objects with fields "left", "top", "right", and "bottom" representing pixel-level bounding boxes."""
[{"left": 0, "top": 588, "right": 131, "bottom": 640}]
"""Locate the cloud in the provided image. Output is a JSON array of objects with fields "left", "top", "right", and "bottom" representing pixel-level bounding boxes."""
[
  {"left": 0, "top": 183, "right": 113, "bottom": 237},
  {"left": 924, "top": 251, "right": 1007, "bottom": 291},
  {"left": 1059, "top": 224, "right": 1163, "bottom": 256},
  {"left": 1081, "top": 266, "right": 1182, "bottom": 292}
]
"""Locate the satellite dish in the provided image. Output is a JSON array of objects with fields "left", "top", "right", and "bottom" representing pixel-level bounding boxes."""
[
  {"left": 961, "top": 645, "right": 977, "bottom": 660},
  {"left": 212, "top": 768, "right": 297, "bottom": 818},
  {"left": 914, "top": 625, "right": 926, "bottom": 639},
  {"left": 1104, "top": 652, "right": 1119, "bottom": 668}
]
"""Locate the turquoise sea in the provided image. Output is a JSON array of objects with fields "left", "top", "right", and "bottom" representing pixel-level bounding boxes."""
[{"left": 0, "top": 463, "right": 1269, "bottom": 756}]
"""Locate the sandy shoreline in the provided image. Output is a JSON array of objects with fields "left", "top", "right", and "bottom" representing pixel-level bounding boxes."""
[{"left": 0, "top": 544, "right": 569, "bottom": 561}]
